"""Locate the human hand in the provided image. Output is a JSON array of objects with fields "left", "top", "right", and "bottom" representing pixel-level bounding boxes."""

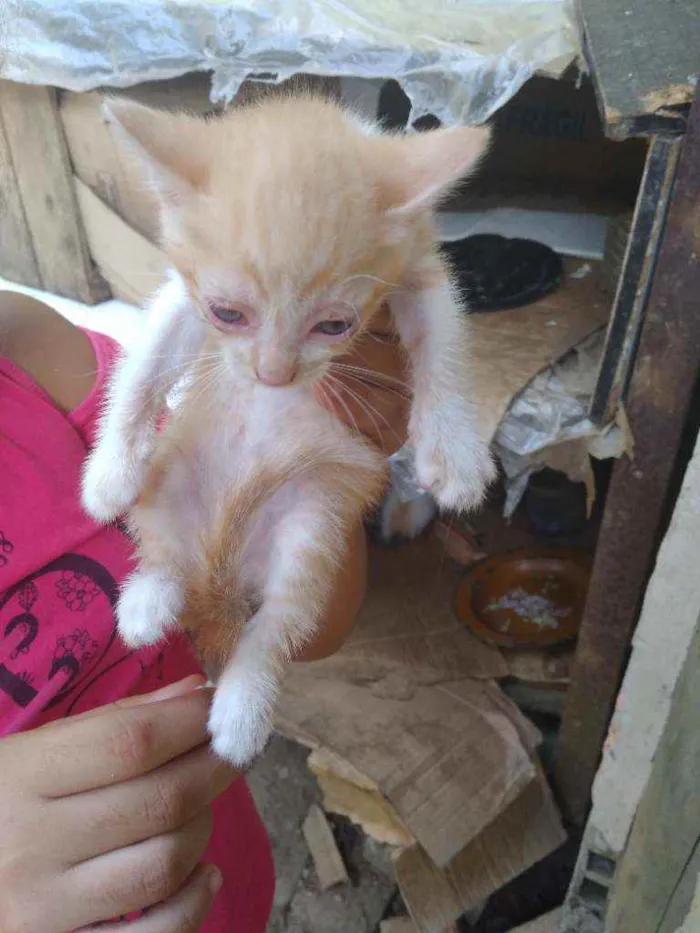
[
  {"left": 318, "top": 305, "right": 411, "bottom": 456},
  {"left": 0, "top": 676, "right": 236, "bottom": 933}
]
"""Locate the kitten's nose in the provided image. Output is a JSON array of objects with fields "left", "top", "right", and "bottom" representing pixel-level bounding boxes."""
[{"left": 255, "top": 366, "right": 296, "bottom": 387}]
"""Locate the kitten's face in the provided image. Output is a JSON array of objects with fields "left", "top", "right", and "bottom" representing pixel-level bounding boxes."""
[
  {"left": 106, "top": 93, "right": 490, "bottom": 389},
  {"left": 193, "top": 267, "right": 383, "bottom": 387}
]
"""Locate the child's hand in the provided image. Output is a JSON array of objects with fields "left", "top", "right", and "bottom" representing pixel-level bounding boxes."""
[
  {"left": 0, "top": 676, "right": 236, "bottom": 933},
  {"left": 318, "top": 306, "right": 410, "bottom": 456}
]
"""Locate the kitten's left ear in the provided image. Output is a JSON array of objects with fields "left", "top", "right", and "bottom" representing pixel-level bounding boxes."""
[
  {"left": 104, "top": 97, "right": 209, "bottom": 203},
  {"left": 384, "top": 125, "right": 491, "bottom": 217}
]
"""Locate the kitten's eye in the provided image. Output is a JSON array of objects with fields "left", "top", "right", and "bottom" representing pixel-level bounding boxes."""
[
  {"left": 313, "top": 319, "right": 353, "bottom": 337},
  {"left": 210, "top": 305, "right": 248, "bottom": 326}
]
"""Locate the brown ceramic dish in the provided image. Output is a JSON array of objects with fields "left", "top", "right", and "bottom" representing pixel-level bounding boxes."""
[{"left": 454, "top": 548, "right": 591, "bottom": 649}]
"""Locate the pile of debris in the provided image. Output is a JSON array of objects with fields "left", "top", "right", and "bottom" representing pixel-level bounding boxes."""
[{"left": 276, "top": 535, "right": 569, "bottom": 932}]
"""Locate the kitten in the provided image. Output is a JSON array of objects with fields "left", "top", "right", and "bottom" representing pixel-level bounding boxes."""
[{"left": 82, "top": 93, "right": 495, "bottom": 766}]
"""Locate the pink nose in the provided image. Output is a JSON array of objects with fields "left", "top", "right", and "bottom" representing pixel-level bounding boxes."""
[{"left": 255, "top": 367, "right": 296, "bottom": 387}]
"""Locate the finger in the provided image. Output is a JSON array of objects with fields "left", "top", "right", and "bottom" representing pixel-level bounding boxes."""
[
  {"left": 73, "top": 675, "right": 207, "bottom": 721},
  {"left": 77, "top": 864, "right": 222, "bottom": 933},
  {"left": 58, "top": 745, "right": 236, "bottom": 863},
  {"left": 24, "top": 688, "right": 215, "bottom": 798},
  {"left": 63, "top": 810, "right": 214, "bottom": 931}
]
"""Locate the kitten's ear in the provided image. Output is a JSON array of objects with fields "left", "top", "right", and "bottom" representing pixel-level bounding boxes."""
[
  {"left": 385, "top": 125, "right": 491, "bottom": 217},
  {"left": 103, "top": 98, "right": 209, "bottom": 203}
]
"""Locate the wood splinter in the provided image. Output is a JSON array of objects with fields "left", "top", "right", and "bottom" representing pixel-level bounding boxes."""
[{"left": 302, "top": 804, "right": 349, "bottom": 891}]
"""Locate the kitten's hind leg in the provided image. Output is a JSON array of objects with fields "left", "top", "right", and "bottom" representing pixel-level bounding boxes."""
[{"left": 208, "top": 467, "right": 380, "bottom": 767}]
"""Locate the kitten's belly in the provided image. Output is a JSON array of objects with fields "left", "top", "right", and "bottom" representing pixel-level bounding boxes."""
[{"left": 163, "top": 388, "right": 350, "bottom": 581}]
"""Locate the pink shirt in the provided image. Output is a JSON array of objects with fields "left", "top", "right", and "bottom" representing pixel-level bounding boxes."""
[{"left": 0, "top": 328, "right": 274, "bottom": 930}]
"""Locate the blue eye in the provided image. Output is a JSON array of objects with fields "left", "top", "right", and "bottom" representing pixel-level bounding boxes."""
[
  {"left": 313, "top": 319, "right": 352, "bottom": 336},
  {"left": 210, "top": 304, "right": 248, "bottom": 325}
]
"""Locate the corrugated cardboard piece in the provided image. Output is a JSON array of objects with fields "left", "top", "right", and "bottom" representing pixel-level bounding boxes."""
[{"left": 394, "top": 772, "right": 565, "bottom": 932}]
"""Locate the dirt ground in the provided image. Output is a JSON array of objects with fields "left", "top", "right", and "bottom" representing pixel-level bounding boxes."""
[{"left": 247, "top": 736, "right": 402, "bottom": 933}]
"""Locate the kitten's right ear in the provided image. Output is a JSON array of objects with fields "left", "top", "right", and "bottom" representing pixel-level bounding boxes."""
[{"left": 103, "top": 98, "right": 209, "bottom": 203}]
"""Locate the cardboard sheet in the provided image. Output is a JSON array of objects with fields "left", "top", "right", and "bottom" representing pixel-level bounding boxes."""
[
  {"left": 395, "top": 771, "right": 566, "bottom": 932},
  {"left": 277, "top": 674, "right": 540, "bottom": 868}
]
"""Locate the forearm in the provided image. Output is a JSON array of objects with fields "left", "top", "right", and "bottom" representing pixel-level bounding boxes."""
[
  {"left": 293, "top": 522, "right": 367, "bottom": 662},
  {"left": 102, "top": 276, "right": 199, "bottom": 449}
]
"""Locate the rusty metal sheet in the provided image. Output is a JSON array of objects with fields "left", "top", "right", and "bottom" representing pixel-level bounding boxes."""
[{"left": 554, "top": 88, "right": 700, "bottom": 825}]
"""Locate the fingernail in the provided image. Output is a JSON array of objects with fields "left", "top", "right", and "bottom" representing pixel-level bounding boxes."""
[
  {"left": 141, "top": 675, "right": 207, "bottom": 703},
  {"left": 208, "top": 866, "right": 223, "bottom": 895}
]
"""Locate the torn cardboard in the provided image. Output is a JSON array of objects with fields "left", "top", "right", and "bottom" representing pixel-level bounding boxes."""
[
  {"left": 278, "top": 673, "right": 540, "bottom": 868},
  {"left": 395, "top": 770, "right": 566, "bottom": 933}
]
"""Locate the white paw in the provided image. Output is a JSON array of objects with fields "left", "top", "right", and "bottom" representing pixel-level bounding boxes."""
[
  {"left": 413, "top": 404, "right": 496, "bottom": 512},
  {"left": 117, "top": 571, "right": 182, "bottom": 648},
  {"left": 82, "top": 440, "right": 147, "bottom": 523},
  {"left": 208, "top": 676, "right": 275, "bottom": 768}
]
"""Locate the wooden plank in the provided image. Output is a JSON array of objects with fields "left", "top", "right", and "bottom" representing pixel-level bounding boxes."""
[
  {"left": 302, "top": 804, "right": 349, "bottom": 891},
  {"left": 0, "top": 103, "right": 40, "bottom": 288},
  {"left": 658, "top": 837, "right": 700, "bottom": 933},
  {"left": 606, "top": 620, "right": 700, "bottom": 933},
  {"left": 74, "top": 178, "right": 168, "bottom": 305},
  {"left": 0, "top": 80, "right": 108, "bottom": 302},
  {"left": 578, "top": 0, "right": 698, "bottom": 137},
  {"left": 554, "top": 89, "right": 700, "bottom": 826},
  {"left": 61, "top": 91, "right": 161, "bottom": 243}
]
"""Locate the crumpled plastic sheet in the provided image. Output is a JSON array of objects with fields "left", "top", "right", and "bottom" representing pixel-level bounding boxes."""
[
  {"left": 2, "top": 0, "right": 578, "bottom": 125},
  {"left": 493, "top": 331, "right": 627, "bottom": 518}
]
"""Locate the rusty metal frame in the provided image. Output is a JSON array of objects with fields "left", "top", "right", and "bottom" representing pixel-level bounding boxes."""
[
  {"left": 554, "top": 89, "right": 700, "bottom": 826},
  {"left": 589, "top": 136, "right": 681, "bottom": 425}
]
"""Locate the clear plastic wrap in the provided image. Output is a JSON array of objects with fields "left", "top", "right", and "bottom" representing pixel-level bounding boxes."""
[
  {"left": 3, "top": 0, "right": 577, "bottom": 125},
  {"left": 493, "top": 332, "right": 627, "bottom": 517}
]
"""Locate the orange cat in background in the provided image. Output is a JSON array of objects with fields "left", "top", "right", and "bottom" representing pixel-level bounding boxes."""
[{"left": 81, "top": 93, "right": 495, "bottom": 766}]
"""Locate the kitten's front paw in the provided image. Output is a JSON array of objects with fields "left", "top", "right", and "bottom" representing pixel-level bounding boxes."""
[
  {"left": 208, "top": 677, "right": 275, "bottom": 768},
  {"left": 117, "top": 571, "right": 182, "bottom": 648},
  {"left": 82, "top": 440, "right": 146, "bottom": 523},
  {"left": 414, "top": 408, "right": 496, "bottom": 512}
]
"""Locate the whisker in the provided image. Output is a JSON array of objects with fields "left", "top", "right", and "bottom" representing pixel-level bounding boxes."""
[
  {"left": 324, "top": 372, "right": 401, "bottom": 448},
  {"left": 321, "top": 376, "right": 362, "bottom": 438},
  {"left": 330, "top": 362, "right": 412, "bottom": 394}
]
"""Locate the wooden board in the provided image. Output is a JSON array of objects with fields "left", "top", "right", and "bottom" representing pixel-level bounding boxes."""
[
  {"left": 578, "top": 0, "right": 699, "bottom": 137},
  {"left": 0, "top": 81, "right": 107, "bottom": 302},
  {"left": 61, "top": 91, "right": 162, "bottom": 243},
  {"left": 74, "top": 178, "right": 168, "bottom": 305},
  {"left": 658, "top": 837, "right": 700, "bottom": 933},
  {"left": 395, "top": 771, "right": 566, "bottom": 933},
  {"left": 606, "top": 621, "right": 700, "bottom": 933},
  {"left": 302, "top": 804, "right": 349, "bottom": 891},
  {"left": 0, "top": 104, "right": 40, "bottom": 288}
]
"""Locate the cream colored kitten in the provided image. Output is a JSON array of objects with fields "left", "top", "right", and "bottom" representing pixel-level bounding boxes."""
[{"left": 82, "top": 94, "right": 495, "bottom": 766}]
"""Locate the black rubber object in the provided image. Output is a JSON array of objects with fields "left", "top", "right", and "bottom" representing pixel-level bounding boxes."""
[{"left": 441, "top": 233, "right": 563, "bottom": 312}]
